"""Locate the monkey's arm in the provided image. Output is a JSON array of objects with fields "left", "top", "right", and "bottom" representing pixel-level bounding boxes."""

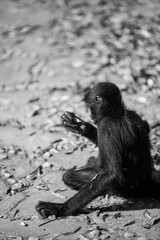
[{"left": 62, "top": 111, "right": 97, "bottom": 145}]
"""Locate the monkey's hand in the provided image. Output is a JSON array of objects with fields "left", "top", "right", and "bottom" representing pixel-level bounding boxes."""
[
  {"left": 62, "top": 111, "right": 88, "bottom": 135},
  {"left": 36, "top": 201, "right": 63, "bottom": 219}
]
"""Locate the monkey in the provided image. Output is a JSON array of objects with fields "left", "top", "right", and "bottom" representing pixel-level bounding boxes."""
[{"left": 36, "top": 82, "right": 159, "bottom": 219}]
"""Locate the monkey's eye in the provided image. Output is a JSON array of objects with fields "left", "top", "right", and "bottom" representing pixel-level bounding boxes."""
[{"left": 94, "top": 96, "right": 103, "bottom": 104}]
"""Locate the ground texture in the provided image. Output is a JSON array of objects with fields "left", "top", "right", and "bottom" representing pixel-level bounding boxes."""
[{"left": 0, "top": 0, "right": 160, "bottom": 239}]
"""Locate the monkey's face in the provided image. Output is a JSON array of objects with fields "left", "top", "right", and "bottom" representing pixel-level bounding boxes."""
[{"left": 83, "top": 82, "right": 123, "bottom": 123}]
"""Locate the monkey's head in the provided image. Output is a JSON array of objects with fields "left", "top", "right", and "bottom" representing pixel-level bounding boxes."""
[{"left": 83, "top": 82, "right": 124, "bottom": 123}]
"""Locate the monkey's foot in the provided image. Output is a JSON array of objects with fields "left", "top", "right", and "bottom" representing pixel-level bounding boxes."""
[
  {"left": 36, "top": 201, "right": 62, "bottom": 218},
  {"left": 61, "top": 111, "right": 87, "bottom": 134}
]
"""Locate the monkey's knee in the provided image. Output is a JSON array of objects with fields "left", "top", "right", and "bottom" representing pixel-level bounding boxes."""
[
  {"left": 62, "top": 169, "right": 85, "bottom": 191},
  {"left": 62, "top": 169, "right": 75, "bottom": 186}
]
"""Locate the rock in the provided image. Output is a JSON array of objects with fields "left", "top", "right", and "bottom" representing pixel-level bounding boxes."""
[
  {"left": 100, "top": 234, "right": 110, "bottom": 239},
  {"left": 88, "top": 229, "right": 100, "bottom": 239},
  {"left": 20, "top": 221, "right": 28, "bottom": 227},
  {"left": 42, "top": 161, "right": 51, "bottom": 168},
  {"left": 136, "top": 96, "right": 148, "bottom": 104},
  {"left": 43, "top": 151, "right": 51, "bottom": 160},
  {"left": 28, "top": 237, "right": 39, "bottom": 240},
  {"left": 124, "top": 231, "right": 135, "bottom": 238},
  {"left": 137, "top": 237, "right": 146, "bottom": 240}
]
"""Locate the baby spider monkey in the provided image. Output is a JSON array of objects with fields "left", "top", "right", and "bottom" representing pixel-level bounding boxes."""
[{"left": 36, "top": 82, "right": 159, "bottom": 218}]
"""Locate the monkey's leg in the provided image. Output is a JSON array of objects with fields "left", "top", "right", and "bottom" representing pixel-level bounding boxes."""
[
  {"left": 62, "top": 111, "right": 97, "bottom": 144},
  {"left": 36, "top": 173, "right": 118, "bottom": 218},
  {"left": 62, "top": 168, "right": 99, "bottom": 191}
]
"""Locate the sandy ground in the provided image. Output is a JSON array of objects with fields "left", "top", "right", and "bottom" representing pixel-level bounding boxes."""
[{"left": 0, "top": 0, "right": 160, "bottom": 239}]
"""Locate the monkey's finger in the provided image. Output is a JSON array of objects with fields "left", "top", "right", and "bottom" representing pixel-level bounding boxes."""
[
  {"left": 63, "top": 120, "right": 79, "bottom": 129},
  {"left": 65, "top": 126, "right": 79, "bottom": 134},
  {"left": 61, "top": 111, "right": 75, "bottom": 121},
  {"left": 61, "top": 115, "right": 74, "bottom": 125},
  {"left": 62, "top": 111, "right": 85, "bottom": 125}
]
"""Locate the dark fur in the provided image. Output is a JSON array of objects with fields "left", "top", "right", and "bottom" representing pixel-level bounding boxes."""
[{"left": 36, "top": 82, "right": 158, "bottom": 218}]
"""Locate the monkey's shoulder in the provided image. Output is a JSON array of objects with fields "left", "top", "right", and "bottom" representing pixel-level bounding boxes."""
[{"left": 98, "top": 109, "right": 147, "bottom": 140}]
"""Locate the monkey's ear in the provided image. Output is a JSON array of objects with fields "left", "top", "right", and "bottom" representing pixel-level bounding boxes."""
[{"left": 94, "top": 95, "right": 103, "bottom": 104}]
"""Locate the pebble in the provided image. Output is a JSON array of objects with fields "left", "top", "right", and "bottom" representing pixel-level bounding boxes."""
[
  {"left": 0, "top": 153, "right": 8, "bottom": 160},
  {"left": 137, "top": 96, "right": 147, "bottom": 104},
  {"left": 100, "top": 234, "right": 110, "bottom": 239},
  {"left": 44, "top": 238, "right": 54, "bottom": 240},
  {"left": 20, "top": 221, "right": 28, "bottom": 227},
  {"left": 1, "top": 49, "right": 13, "bottom": 60},
  {"left": 124, "top": 231, "right": 135, "bottom": 238},
  {"left": 48, "top": 107, "right": 57, "bottom": 115},
  {"left": 60, "top": 95, "right": 70, "bottom": 101},
  {"left": 88, "top": 229, "right": 100, "bottom": 239},
  {"left": 0, "top": 149, "right": 5, "bottom": 153},
  {"left": 8, "top": 149, "right": 15, "bottom": 155},
  {"left": 21, "top": 26, "right": 31, "bottom": 34},
  {"left": 28, "top": 237, "right": 39, "bottom": 240},
  {"left": 18, "top": 150, "right": 24, "bottom": 156},
  {"left": 47, "top": 70, "right": 55, "bottom": 77},
  {"left": 29, "top": 154, "right": 35, "bottom": 161},
  {"left": 72, "top": 60, "right": 84, "bottom": 68},
  {"left": 49, "top": 148, "right": 59, "bottom": 154},
  {"left": 43, "top": 151, "right": 51, "bottom": 160},
  {"left": 78, "top": 235, "right": 88, "bottom": 240},
  {"left": 147, "top": 78, "right": 154, "bottom": 88},
  {"left": 137, "top": 237, "right": 146, "bottom": 240},
  {"left": 42, "top": 161, "right": 51, "bottom": 168}
]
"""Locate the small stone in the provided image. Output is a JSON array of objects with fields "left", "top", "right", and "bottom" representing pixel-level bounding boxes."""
[
  {"left": 44, "top": 238, "right": 54, "bottom": 240},
  {"left": 137, "top": 96, "right": 147, "bottom": 104},
  {"left": 20, "top": 221, "right": 28, "bottom": 227},
  {"left": 100, "top": 234, "right": 110, "bottom": 239},
  {"left": 47, "top": 70, "right": 55, "bottom": 77},
  {"left": 88, "top": 229, "right": 100, "bottom": 239},
  {"left": 124, "top": 231, "right": 135, "bottom": 238},
  {"left": 49, "top": 148, "right": 59, "bottom": 154},
  {"left": 60, "top": 95, "right": 70, "bottom": 101},
  {"left": 31, "top": 215, "right": 39, "bottom": 220},
  {"left": 43, "top": 161, "right": 51, "bottom": 168},
  {"left": 29, "top": 154, "right": 35, "bottom": 161},
  {"left": 18, "top": 151, "right": 24, "bottom": 155},
  {"left": 137, "top": 237, "right": 146, "bottom": 240},
  {"left": 72, "top": 60, "right": 84, "bottom": 68},
  {"left": 15, "top": 237, "right": 22, "bottom": 240},
  {"left": 0, "top": 149, "right": 5, "bottom": 153},
  {"left": 78, "top": 235, "right": 88, "bottom": 240},
  {"left": 43, "top": 151, "right": 50, "bottom": 160},
  {"left": 48, "top": 107, "right": 57, "bottom": 115},
  {"left": 8, "top": 149, "right": 15, "bottom": 155},
  {"left": 0, "top": 153, "right": 8, "bottom": 160},
  {"left": 147, "top": 78, "right": 154, "bottom": 88},
  {"left": 28, "top": 237, "right": 39, "bottom": 240}
]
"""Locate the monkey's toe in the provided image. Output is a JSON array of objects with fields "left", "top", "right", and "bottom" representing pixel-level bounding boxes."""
[{"left": 36, "top": 201, "right": 58, "bottom": 218}]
